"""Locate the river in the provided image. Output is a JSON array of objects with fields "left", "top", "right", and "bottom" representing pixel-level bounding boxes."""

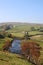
[{"left": 9, "top": 39, "right": 22, "bottom": 54}]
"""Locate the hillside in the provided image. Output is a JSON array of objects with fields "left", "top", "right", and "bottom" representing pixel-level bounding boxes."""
[
  {"left": 0, "top": 22, "right": 43, "bottom": 65},
  {"left": 0, "top": 51, "right": 31, "bottom": 65}
]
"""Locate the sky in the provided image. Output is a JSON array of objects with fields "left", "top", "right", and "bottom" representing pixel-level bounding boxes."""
[{"left": 0, "top": 0, "right": 43, "bottom": 23}]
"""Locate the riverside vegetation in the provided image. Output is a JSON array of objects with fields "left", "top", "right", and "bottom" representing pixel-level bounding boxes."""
[{"left": 0, "top": 23, "right": 43, "bottom": 65}]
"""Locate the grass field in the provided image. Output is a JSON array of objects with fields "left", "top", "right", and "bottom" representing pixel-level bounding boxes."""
[
  {"left": 0, "top": 23, "right": 43, "bottom": 65},
  {"left": 0, "top": 51, "right": 31, "bottom": 65},
  {"left": 0, "top": 37, "right": 43, "bottom": 65}
]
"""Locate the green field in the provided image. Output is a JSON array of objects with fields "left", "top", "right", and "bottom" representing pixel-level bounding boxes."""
[
  {"left": 0, "top": 51, "right": 31, "bottom": 65},
  {"left": 0, "top": 23, "right": 43, "bottom": 65}
]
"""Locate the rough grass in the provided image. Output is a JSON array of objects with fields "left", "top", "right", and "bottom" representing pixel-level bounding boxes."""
[
  {"left": 0, "top": 37, "right": 12, "bottom": 50},
  {"left": 0, "top": 51, "right": 31, "bottom": 65},
  {"left": 0, "top": 27, "right": 43, "bottom": 65}
]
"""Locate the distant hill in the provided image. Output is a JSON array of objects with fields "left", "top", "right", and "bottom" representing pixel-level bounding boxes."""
[
  {"left": 0, "top": 22, "right": 43, "bottom": 26},
  {"left": 0, "top": 22, "right": 43, "bottom": 32}
]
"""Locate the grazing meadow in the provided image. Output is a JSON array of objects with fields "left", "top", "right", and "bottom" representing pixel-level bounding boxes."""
[{"left": 0, "top": 23, "right": 43, "bottom": 65}]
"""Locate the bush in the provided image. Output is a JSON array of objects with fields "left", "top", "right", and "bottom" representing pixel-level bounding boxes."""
[
  {"left": 21, "top": 41, "right": 41, "bottom": 65},
  {"left": 8, "top": 34, "right": 14, "bottom": 38},
  {"left": 0, "top": 34, "right": 5, "bottom": 38},
  {"left": 39, "top": 29, "right": 43, "bottom": 32},
  {"left": 2, "top": 40, "right": 11, "bottom": 51},
  {"left": 31, "top": 27, "right": 36, "bottom": 31}
]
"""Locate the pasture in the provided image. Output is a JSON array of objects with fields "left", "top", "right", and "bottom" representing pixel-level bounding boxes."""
[{"left": 0, "top": 23, "right": 43, "bottom": 65}]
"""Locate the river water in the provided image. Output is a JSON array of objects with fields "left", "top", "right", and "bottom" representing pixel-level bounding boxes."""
[{"left": 9, "top": 40, "right": 22, "bottom": 54}]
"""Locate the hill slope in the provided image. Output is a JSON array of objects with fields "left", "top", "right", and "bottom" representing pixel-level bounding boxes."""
[{"left": 0, "top": 51, "right": 31, "bottom": 65}]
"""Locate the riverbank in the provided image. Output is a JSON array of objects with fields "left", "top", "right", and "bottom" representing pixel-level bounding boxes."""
[{"left": 0, "top": 51, "right": 31, "bottom": 65}]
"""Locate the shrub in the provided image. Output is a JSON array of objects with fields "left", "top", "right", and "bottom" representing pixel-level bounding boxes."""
[
  {"left": 8, "top": 34, "right": 14, "bottom": 38},
  {"left": 31, "top": 27, "right": 36, "bottom": 31},
  {"left": 21, "top": 41, "right": 41, "bottom": 65},
  {"left": 2, "top": 40, "right": 11, "bottom": 51},
  {"left": 0, "top": 34, "right": 5, "bottom": 38}
]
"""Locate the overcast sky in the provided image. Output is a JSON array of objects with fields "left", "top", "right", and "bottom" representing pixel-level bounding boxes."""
[{"left": 0, "top": 0, "right": 43, "bottom": 23}]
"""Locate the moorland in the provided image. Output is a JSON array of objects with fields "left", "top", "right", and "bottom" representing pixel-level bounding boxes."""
[{"left": 0, "top": 22, "right": 43, "bottom": 65}]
